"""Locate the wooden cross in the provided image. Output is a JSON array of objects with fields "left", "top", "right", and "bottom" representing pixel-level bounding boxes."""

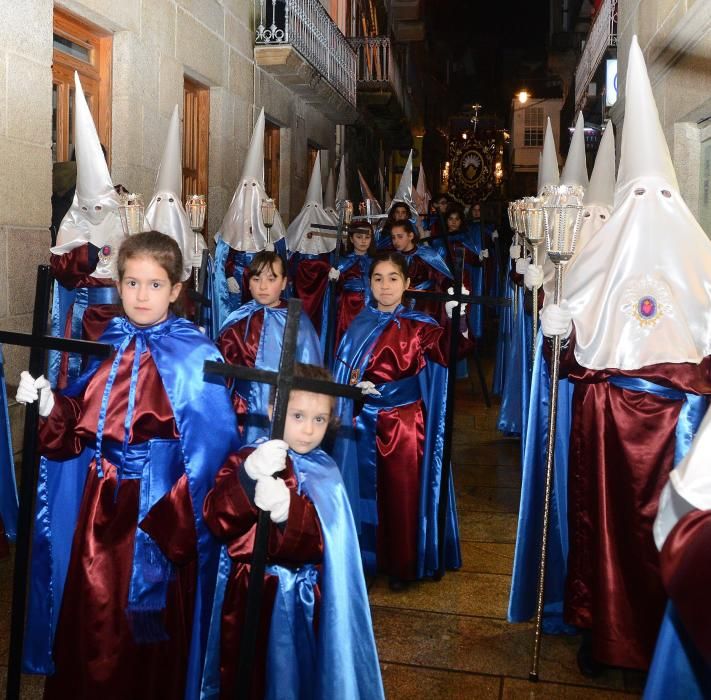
[
  {"left": 203, "top": 297, "right": 363, "bottom": 699},
  {"left": 1, "top": 266, "right": 112, "bottom": 700}
]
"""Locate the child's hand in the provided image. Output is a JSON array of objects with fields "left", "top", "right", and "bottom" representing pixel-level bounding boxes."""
[
  {"left": 227, "top": 277, "right": 240, "bottom": 294},
  {"left": 255, "top": 477, "right": 290, "bottom": 523},
  {"left": 356, "top": 381, "right": 381, "bottom": 397},
  {"left": 244, "top": 439, "right": 288, "bottom": 480},
  {"left": 16, "top": 372, "right": 55, "bottom": 417}
]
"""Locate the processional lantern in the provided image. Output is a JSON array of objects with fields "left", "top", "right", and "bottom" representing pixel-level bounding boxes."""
[
  {"left": 118, "top": 192, "right": 145, "bottom": 236},
  {"left": 523, "top": 196, "right": 546, "bottom": 359},
  {"left": 261, "top": 197, "right": 276, "bottom": 251},
  {"left": 185, "top": 194, "right": 207, "bottom": 289}
]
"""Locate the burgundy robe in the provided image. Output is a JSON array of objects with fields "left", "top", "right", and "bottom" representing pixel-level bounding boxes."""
[
  {"left": 51, "top": 245, "right": 122, "bottom": 389},
  {"left": 217, "top": 301, "right": 287, "bottom": 430},
  {"left": 39, "top": 344, "right": 197, "bottom": 700},
  {"left": 405, "top": 247, "right": 450, "bottom": 324},
  {"left": 334, "top": 258, "right": 369, "bottom": 350},
  {"left": 202, "top": 447, "right": 324, "bottom": 699},
  {"left": 290, "top": 252, "right": 331, "bottom": 333},
  {"left": 560, "top": 341, "right": 711, "bottom": 669},
  {"left": 660, "top": 508, "right": 711, "bottom": 665},
  {"left": 354, "top": 316, "right": 449, "bottom": 579}
]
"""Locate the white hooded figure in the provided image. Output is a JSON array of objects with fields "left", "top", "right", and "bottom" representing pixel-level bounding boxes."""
[
  {"left": 386, "top": 150, "right": 418, "bottom": 220},
  {"left": 52, "top": 72, "right": 125, "bottom": 279},
  {"left": 538, "top": 35, "right": 711, "bottom": 672},
  {"left": 144, "top": 105, "right": 204, "bottom": 281},
  {"left": 540, "top": 120, "right": 615, "bottom": 307},
  {"left": 286, "top": 152, "right": 336, "bottom": 255},
  {"left": 335, "top": 156, "right": 349, "bottom": 214},
  {"left": 415, "top": 162, "right": 431, "bottom": 217},
  {"left": 324, "top": 166, "right": 338, "bottom": 225}
]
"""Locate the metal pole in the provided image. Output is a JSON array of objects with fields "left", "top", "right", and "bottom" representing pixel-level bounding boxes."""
[
  {"left": 531, "top": 244, "right": 539, "bottom": 367},
  {"left": 6, "top": 266, "right": 52, "bottom": 700},
  {"left": 529, "top": 261, "right": 563, "bottom": 682}
]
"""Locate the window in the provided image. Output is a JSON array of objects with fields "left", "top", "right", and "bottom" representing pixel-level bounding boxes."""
[
  {"left": 52, "top": 8, "right": 112, "bottom": 163},
  {"left": 265, "top": 120, "right": 281, "bottom": 208},
  {"left": 182, "top": 77, "right": 210, "bottom": 234},
  {"left": 523, "top": 106, "right": 545, "bottom": 147}
]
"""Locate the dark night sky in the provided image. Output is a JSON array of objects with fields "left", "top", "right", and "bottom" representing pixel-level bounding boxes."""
[{"left": 427, "top": 0, "right": 551, "bottom": 115}]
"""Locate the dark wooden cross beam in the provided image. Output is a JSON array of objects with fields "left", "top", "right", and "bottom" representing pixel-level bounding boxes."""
[
  {"left": 187, "top": 248, "right": 210, "bottom": 325},
  {"left": 203, "top": 297, "right": 363, "bottom": 700},
  {"left": 1, "top": 266, "right": 112, "bottom": 700},
  {"left": 404, "top": 277, "right": 510, "bottom": 409}
]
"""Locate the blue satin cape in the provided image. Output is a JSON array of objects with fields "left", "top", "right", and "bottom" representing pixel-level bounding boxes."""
[
  {"left": 23, "top": 315, "right": 240, "bottom": 700},
  {"left": 508, "top": 330, "right": 575, "bottom": 633},
  {"left": 219, "top": 300, "right": 323, "bottom": 443},
  {"left": 200, "top": 445, "right": 384, "bottom": 700},
  {"left": 492, "top": 275, "right": 514, "bottom": 396},
  {"left": 332, "top": 304, "right": 461, "bottom": 578}
]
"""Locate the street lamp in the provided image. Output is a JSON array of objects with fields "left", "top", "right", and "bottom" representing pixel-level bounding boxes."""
[{"left": 517, "top": 89, "right": 530, "bottom": 104}]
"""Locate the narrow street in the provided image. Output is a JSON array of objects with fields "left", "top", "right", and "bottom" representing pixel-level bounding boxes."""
[{"left": 370, "top": 358, "right": 646, "bottom": 699}]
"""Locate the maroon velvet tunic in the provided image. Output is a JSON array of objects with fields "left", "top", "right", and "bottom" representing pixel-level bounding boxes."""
[
  {"left": 355, "top": 316, "right": 449, "bottom": 580},
  {"left": 334, "top": 259, "right": 368, "bottom": 351},
  {"left": 291, "top": 253, "right": 331, "bottom": 333},
  {"left": 217, "top": 301, "right": 287, "bottom": 429},
  {"left": 39, "top": 343, "right": 197, "bottom": 700},
  {"left": 560, "top": 342, "right": 711, "bottom": 669},
  {"left": 203, "top": 447, "right": 324, "bottom": 699},
  {"left": 660, "top": 508, "right": 711, "bottom": 665},
  {"left": 51, "top": 245, "right": 122, "bottom": 389}
]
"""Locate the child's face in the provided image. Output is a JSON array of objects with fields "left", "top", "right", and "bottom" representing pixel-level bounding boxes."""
[
  {"left": 249, "top": 264, "right": 287, "bottom": 307},
  {"left": 391, "top": 226, "right": 415, "bottom": 253},
  {"left": 351, "top": 231, "right": 371, "bottom": 254},
  {"left": 447, "top": 213, "right": 462, "bottom": 232},
  {"left": 370, "top": 260, "right": 409, "bottom": 312},
  {"left": 283, "top": 391, "right": 332, "bottom": 454},
  {"left": 117, "top": 256, "right": 181, "bottom": 327}
]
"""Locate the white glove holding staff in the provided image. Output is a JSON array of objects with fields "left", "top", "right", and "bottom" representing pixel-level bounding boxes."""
[
  {"left": 445, "top": 286, "right": 470, "bottom": 319},
  {"left": 509, "top": 244, "right": 521, "bottom": 259},
  {"left": 515, "top": 257, "right": 530, "bottom": 275},
  {"left": 16, "top": 372, "right": 55, "bottom": 417},
  {"left": 255, "top": 476, "right": 290, "bottom": 524},
  {"left": 524, "top": 264, "right": 544, "bottom": 290},
  {"left": 540, "top": 301, "right": 573, "bottom": 339},
  {"left": 244, "top": 439, "right": 288, "bottom": 480},
  {"left": 478, "top": 249, "right": 489, "bottom": 261},
  {"left": 328, "top": 267, "right": 341, "bottom": 281}
]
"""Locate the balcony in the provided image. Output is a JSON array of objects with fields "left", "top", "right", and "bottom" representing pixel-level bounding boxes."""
[
  {"left": 350, "top": 37, "right": 411, "bottom": 133},
  {"left": 253, "top": 0, "right": 358, "bottom": 123}
]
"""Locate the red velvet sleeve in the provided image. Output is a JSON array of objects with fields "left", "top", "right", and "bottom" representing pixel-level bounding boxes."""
[
  {"left": 203, "top": 448, "right": 323, "bottom": 565},
  {"left": 139, "top": 474, "right": 198, "bottom": 566},
  {"left": 38, "top": 393, "right": 84, "bottom": 459},
  {"left": 50, "top": 246, "right": 108, "bottom": 289},
  {"left": 660, "top": 508, "right": 711, "bottom": 665}
]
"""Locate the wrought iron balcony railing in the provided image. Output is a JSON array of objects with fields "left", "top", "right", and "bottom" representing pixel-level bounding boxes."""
[
  {"left": 255, "top": 0, "right": 357, "bottom": 107},
  {"left": 575, "top": 0, "right": 618, "bottom": 110},
  {"left": 349, "top": 37, "right": 406, "bottom": 113}
]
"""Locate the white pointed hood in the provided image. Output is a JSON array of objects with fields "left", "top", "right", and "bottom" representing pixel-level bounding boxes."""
[
  {"left": 545, "top": 122, "right": 617, "bottom": 308},
  {"left": 358, "top": 170, "right": 382, "bottom": 217},
  {"left": 387, "top": 150, "right": 417, "bottom": 218},
  {"left": 560, "top": 112, "right": 589, "bottom": 189},
  {"left": 324, "top": 166, "right": 339, "bottom": 224},
  {"left": 52, "top": 72, "right": 125, "bottom": 277},
  {"left": 143, "top": 105, "right": 195, "bottom": 280},
  {"left": 217, "top": 108, "right": 286, "bottom": 252},
  {"left": 415, "top": 163, "right": 431, "bottom": 216},
  {"left": 336, "top": 156, "right": 348, "bottom": 212},
  {"left": 564, "top": 35, "right": 711, "bottom": 370},
  {"left": 538, "top": 117, "right": 560, "bottom": 195},
  {"left": 286, "top": 152, "right": 336, "bottom": 254}
]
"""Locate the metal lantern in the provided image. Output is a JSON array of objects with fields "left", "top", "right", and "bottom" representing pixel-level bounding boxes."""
[
  {"left": 261, "top": 198, "right": 276, "bottom": 250},
  {"left": 542, "top": 185, "right": 585, "bottom": 265},
  {"left": 119, "top": 192, "right": 145, "bottom": 236},
  {"left": 343, "top": 200, "right": 354, "bottom": 225},
  {"left": 523, "top": 197, "right": 545, "bottom": 247},
  {"left": 185, "top": 194, "right": 207, "bottom": 230}
]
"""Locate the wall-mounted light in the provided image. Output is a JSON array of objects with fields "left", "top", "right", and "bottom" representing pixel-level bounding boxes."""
[{"left": 517, "top": 89, "right": 529, "bottom": 104}]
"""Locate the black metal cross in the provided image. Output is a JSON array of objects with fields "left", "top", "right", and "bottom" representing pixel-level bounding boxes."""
[
  {"left": 1, "top": 265, "right": 112, "bottom": 700},
  {"left": 203, "top": 297, "right": 363, "bottom": 700}
]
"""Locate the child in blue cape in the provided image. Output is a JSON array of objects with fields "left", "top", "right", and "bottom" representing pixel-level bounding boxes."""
[{"left": 201, "top": 363, "right": 384, "bottom": 700}]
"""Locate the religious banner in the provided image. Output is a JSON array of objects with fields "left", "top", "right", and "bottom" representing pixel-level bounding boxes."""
[{"left": 448, "top": 136, "right": 497, "bottom": 204}]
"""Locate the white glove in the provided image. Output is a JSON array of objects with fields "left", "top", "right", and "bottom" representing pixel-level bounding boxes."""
[
  {"left": 445, "top": 286, "right": 469, "bottom": 319},
  {"left": 540, "top": 301, "right": 573, "bottom": 339},
  {"left": 509, "top": 244, "right": 521, "bottom": 259},
  {"left": 16, "top": 372, "right": 55, "bottom": 417},
  {"left": 328, "top": 267, "right": 341, "bottom": 281},
  {"left": 479, "top": 249, "right": 489, "bottom": 261},
  {"left": 491, "top": 229, "right": 499, "bottom": 241},
  {"left": 188, "top": 236, "right": 207, "bottom": 268},
  {"left": 524, "top": 264, "right": 544, "bottom": 290},
  {"left": 356, "top": 380, "right": 381, "bottom": 397},
  {"left": 515, "top": 257, "right": 530, "bottom": 275},
  {"left": 255, "top": 477, "right": 290, "bottom": 524},
  {"left": 226, "top": 276, "right": 241, "bottom": 295},
  {"left": 244, "top": 439, "right": 288, "bottom": 480}
]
